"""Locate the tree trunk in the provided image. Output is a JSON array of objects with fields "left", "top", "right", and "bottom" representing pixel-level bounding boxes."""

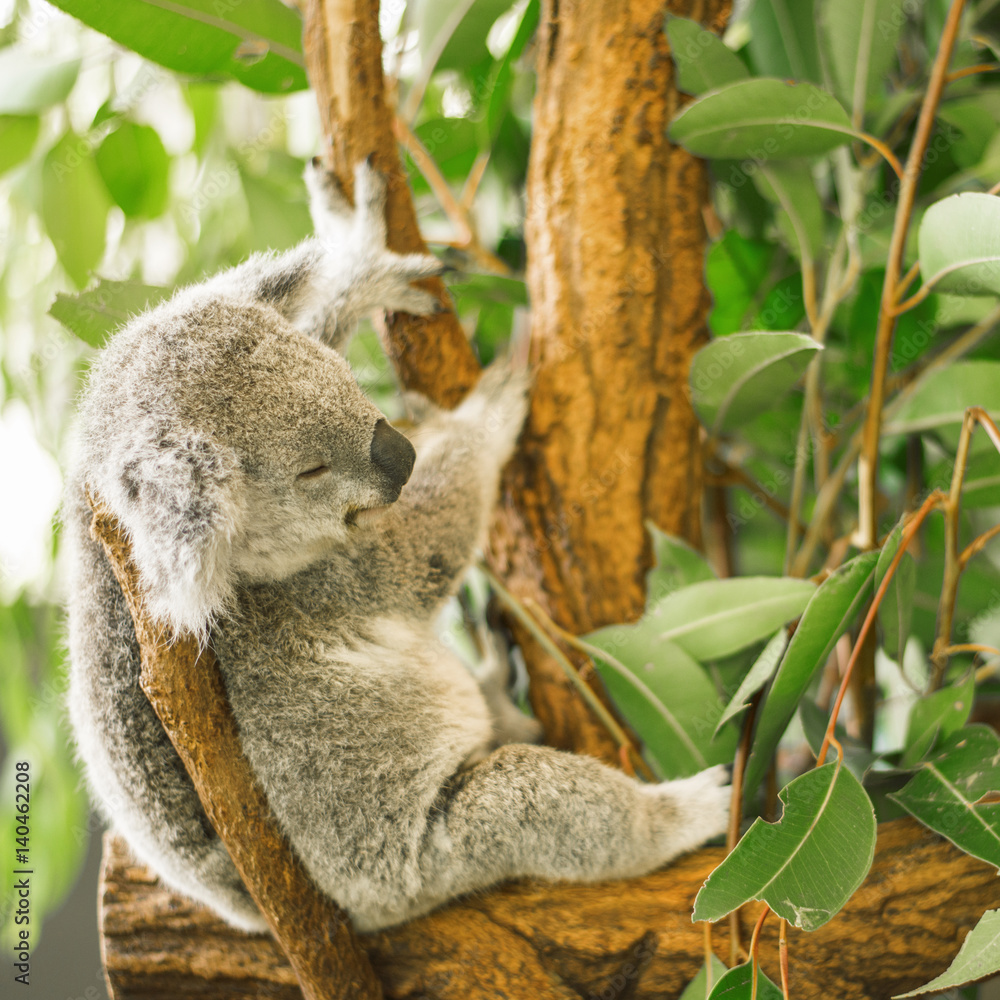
[
  {"left": 487, "top": 0, "right": 732, "bottom": 759},
  {"left": 99, "top": 818, "right": 999, "bottom": 1000}
]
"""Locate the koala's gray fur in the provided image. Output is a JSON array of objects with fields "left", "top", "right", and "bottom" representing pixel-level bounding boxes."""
[{"left": 66, "top": 159, "right": 730, "bottom": 934}]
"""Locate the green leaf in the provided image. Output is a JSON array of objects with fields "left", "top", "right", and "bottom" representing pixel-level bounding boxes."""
[
  {"left": 693, "top": 762, "right": 877, "bottom": 931},
  {"left": 42, "top": 133, "right": 111, "bottom": 289},
  {"left": 819, "top": 0, "right": 904, "bottom": 119},
  {"left": 917, "top": 193, "right": 1000, "bottom": 296},
  {"left": 901, "top": 674, "right": 975, "bottom": 767},
  {"left": 665, "top": 16, "right": 749, "bottom": 96},
  {"left": 745, "top": 551, "right": 879, "bottom": 797},
  {"left": 707, "top": 962, "right": 783, "bottom": 1000},
  {"left": 716, "top": 628, "right": 788, "bottom": 734},
  {"left": 754, "top": 162, "right": 825, "bottom": 261},
  {"left": 680, "top": 955, "right": 730, "bottom": 1000},
  {"left": 892, "top": 726, "right": 1000, "bottom": 871},
  {"left": 95, "top": 123, "right": 170, "bottom": 218},
  {"left": 0, "top": 116, "right": 40, "bottom": 175},
  {"left": 894, "top": 908, "right": 1000, "bottom": 997},
  {"left": 690, "top": 331, "right": 821, "bottom": 434},
  {"left": 646, "top": 522, "right": 716, "bottom": 603},
  {"left": 49, "top": 279, "right": 170, "bottom": 347},
  {"left": 48, "top": 0, "right": 307, "bottom": 94},
  {"left": 586, "top": 632, "right": 736, "bottom": 779},
  {"left": 886, "top": 361, "right": 1000, "bottom": 433},
  {"left": 417, "top": 0, "right": 516, "bottom": 74},
  {"left": 669, "top": 79, "right": 854, "bottom": 161},
  {"left": 0, "top": 49, "right": 79, "bottom": 114},
  {"left": 647, "top": 576, "right": 815, "bottom": 661},
  {"left": 799, "top": 698, "right": 879, "bottom": 781},
  {"left": 705, "top": 231, "right": 774, "bottom": 337},
  {"left": 928, "top": 449, "right": 1000, "bottom": 509},
  {"left": 747, "top": 0, "right": 822, "bottom": 84},
  {"left": 876, "top": 521, "right": 915, "bottom": 662}
]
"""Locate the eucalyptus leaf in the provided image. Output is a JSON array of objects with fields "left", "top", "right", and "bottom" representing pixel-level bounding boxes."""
[
  {"left": 95, "top": 123, "right": 170, "bottom": 218},
  {"left": 754, "top": 162, "right": 825, "bottom": 260},
  {"left": 586, "top": 631, "right": 736, "bottom": 779},
  {"left": 799, "top": 698, "right": 879, "bottom": 781},
  {"left": 690, "top": 331, "right": 821, "bottom": 434},
  {"left": 875, "top": 521, "right": 916, "bottom": 662},
  {"left": 705, "top": 231, "right": 774, "bottom": 337},
  {"left": 716, "top": 628, "right": 787, "bottom": 734},
  {"left": 917, "top": 193, "right": 1000, "bottom": 296},
  {"left": 679, "top": 955, "right": 730, "bottom": 1000},
  {"left": 886, "top": 361, "right": 1000, "bottom": 433},
  {"left": 901, "top": 674, "right": 975, "bottom": 767},
  {"left": 894, "top": 908, "right": 1000, "bottom": 997},
  {"left": 892, "top": 726, "right": 1000, "bottom": 870},
  {"left": 0, "top": 116, "right": 40, "bottom": 175},
  {"left": 648, "top": 576, "right": 815, "bottom": 661},
  {"left": 42, "top": 133, "right": 111, "bottom": 289},
  {"left": 49, "top": 280, "right": 170, "bottom": 347},
  {"left": 747, "top": 0, "right": 822, "bottom": 84},
  {"left": 745, "top": 551, "right": 879, "bottom": 798},
  {"left": 665, "top": 15, "right": 749, "bottom": 96},
  {"left": 48, "top": 0, "right": 307, "bottom": 93},
  {"left": 819, "top": 0, "right": 904, "bottom": 119},
  {"left": 693, "top": 762, "right": 877, "bottom": 931},
  {"left": 669, "top": 79, "right": 854, "bottom": 161},
  {"left": 417, "top": 0, "right": 516, "bottom": 74},
  {"left": 0, "top": 49, "right": 79, "bottom": 114},
  {"left": 646, "top": 521, "right": 716, "bottom": 603},
  {"left": 707, "top": 962, "right": 783, "bottom": 1000}
]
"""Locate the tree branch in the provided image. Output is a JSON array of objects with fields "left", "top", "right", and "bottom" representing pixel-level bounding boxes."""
[
  {"left": 88, "top": 496, "right": 382, "bottom": 1000},
  {"left": 100, "top": 818, "right": 997, "bottom": 999},
  {"left": 301, "top": 0, "right": 481, "bottom": 408}
]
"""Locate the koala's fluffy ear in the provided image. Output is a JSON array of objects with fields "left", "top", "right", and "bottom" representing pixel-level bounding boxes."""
[{"left": 95, "top": 434, "right": 245, "bottom": 640}]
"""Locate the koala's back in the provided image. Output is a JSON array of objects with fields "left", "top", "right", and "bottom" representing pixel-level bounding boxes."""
[{"left": 64, "top": 486, "right": 249, "bottom": 910}]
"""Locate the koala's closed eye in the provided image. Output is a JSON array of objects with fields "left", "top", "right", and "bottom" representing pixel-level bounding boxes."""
[{"left": 297, "top": 465, "right": 331, "bottom": 480}]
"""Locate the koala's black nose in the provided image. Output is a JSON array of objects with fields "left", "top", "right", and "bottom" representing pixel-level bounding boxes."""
[{"left": 370, "top": 418, "right": 416, "bottom": 493}]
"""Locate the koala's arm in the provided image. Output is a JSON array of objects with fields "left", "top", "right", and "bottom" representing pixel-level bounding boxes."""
[
  {"left": 361, "top": 365, "right": 529, "bottom": 619},
  {"left": 196, "top": 160, "right": 444, "bottom": 351}
]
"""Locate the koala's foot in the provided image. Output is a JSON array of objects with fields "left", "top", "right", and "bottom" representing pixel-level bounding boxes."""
[
  {"left": 476, "top": 627, "right": 545, "bottom": 747},
  {"left": 643, "top": 764, "right": 731, "bottom": 864},
  {"left": 305, "top": 157, "right": 447, "bottom": 318}
]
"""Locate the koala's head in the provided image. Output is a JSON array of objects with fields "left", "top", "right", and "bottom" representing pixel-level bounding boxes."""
[{"left": 77, "top": 298, "right": 415, "bottom": 638}]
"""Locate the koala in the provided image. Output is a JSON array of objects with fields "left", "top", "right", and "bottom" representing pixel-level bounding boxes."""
[{"left": 65, "top": 158, "right": 730, "bottom": 935}]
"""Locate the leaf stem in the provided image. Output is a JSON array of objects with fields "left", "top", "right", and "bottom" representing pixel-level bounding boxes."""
[
  {"left": 750, "top": 905, "right": 770, "bottom": 1000},
  {"left": 778, "top": 918, "right": 790, "bottom": 1000},
  {"left": 961, "top": 523, "right": 1000, "bottom": 567},
  {"left": 857, "top": 0, "right": 966, "bottom": 549},
  {"left": 931, "top": 407, "right": 1000, "bottom": 688},
  {"left": 818, "top": 491, "right": 944, "bottom": 764}
]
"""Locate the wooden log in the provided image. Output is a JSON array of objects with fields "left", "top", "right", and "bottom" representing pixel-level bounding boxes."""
[{"left": 101, "top": 818, "right": 998, "bottom": 1000}]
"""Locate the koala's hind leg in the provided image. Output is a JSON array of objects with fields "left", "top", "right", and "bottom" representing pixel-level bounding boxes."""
[
  {"left": 374, "top": 747, "right": 730, "bottom": 929},
  {"left": 198, "top": 159, "right": 445, "bottom": 350}
]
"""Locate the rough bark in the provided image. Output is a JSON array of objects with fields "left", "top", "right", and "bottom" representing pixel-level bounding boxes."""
[
  {"left": 486, "top": 0, "right": 733, "bottom": 760},
  {"left": 89, "top": 499, "right": 382, "bottom": 1000},
  {"left": 100, "top": 818, "right": 997, "bottom": 1000},
  {"left": 301, "top": 0, "right": 480, "bottom": 408}
]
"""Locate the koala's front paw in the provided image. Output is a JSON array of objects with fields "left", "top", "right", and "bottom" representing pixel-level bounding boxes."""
[
  {"left": 645, "top": 764, "right": 731, "bottom": 863},
  {"left": 307, "top": 157, "right": 448, "bottom": 318},
  {"left": 458, "top": 363, "right": 532, "bottom": 463}
]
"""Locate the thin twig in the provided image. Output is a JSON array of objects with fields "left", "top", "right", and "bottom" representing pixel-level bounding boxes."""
[
  {"left": 818, "top": 491, "right": 944, "bottom": 763},
  {"left": 945, "top": 61, "right": 1000, "bottom": 83},
  {"left": 750, "top": 906, "right": 771, "bottom": 1000},
  {"left": 728, "top": 691, "right": 760, "bottom": 965},
  {"left": 857, "top": 0, "right": 966, "bottom": 549},
  {"left": 961, "top": 523, "right": 1000, "bottom": 566},
  {"left": 778, "top": 918, "right": 790, "bottom": 1000},
  {"left": 931, "top": 407, "right": 1000, "bottom": 688},
  {"left": 943, "top": 643, "right": 1000, "bottom": 657},
  {"left": 482, "top": 567, "right": 653, "bottom": 778}
]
